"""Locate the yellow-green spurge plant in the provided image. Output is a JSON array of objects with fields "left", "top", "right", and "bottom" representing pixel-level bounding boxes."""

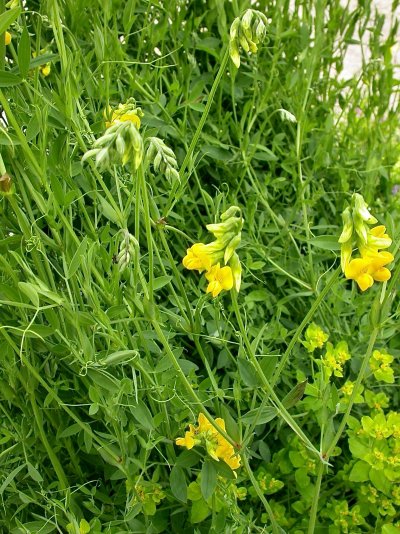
[{"left": 0, "top": 2, "right": 399, "bottom": 534}]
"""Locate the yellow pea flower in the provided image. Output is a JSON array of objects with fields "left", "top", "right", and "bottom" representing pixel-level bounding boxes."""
[
  {"left": 175, "top": 430, "right": 196, "bottom": 449},
  {"left": 5, "top": 31, "right": 11, "bottom": 45},
  {"left": 344, "top": 251, "right": 394, "bottom": 291},
  {"left": 205, "top": 263, "right": 234, "bottom": 297},
  {"left": 105, "top": 103, "right": 142, "bottom": 129},
  {"left": 182, "top": 243, "right": 213, "bottom": 272}
]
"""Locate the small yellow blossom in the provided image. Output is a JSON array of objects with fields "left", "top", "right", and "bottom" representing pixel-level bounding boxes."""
[
  {"left": 40, "top": 63, "right": 51, "bottom": 77},
  {"left": 369, "top": 349, "right": 395, "bottom": 383},
  {"left": 302, "top": 323, "right": 329, "bottom": 352},
  {"left": 322, "top": 341, "right": 350, "bottom": 378},
  {"left": 5, "top": 31, "right": 11, "bottom": 46},
  {"left": 105, "top": 102, "right": 142, "bottom": 129},
  {"left": 345, "top": 251, "right": 394, "bottom": 291},
  {"left": 205, "top": 263, "right": 234, "bottom": 297},
  {"left": 175, "top": 429, "right": 196, "bottom": 450},
  {"left": 176, "top": 413, "right": 241, "bottom": 471}
]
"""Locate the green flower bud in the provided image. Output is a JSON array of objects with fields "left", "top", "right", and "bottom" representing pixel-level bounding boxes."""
[
  {"left": 353, "top": 193, "right": 377, "bottom": 224},
  {"left": 338, "top": 206, "right": 353, "bottom": 243},
  {"left": 229, "top": 252, "right": 242, "bottom": 292}
]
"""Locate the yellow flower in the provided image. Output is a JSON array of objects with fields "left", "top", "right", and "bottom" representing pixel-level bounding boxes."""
[
  {"left": 344, "top": 251, "right": 394, "bottom": 291},
  {"left": 175, "top": 429, "right": 196, "bottom": 449},
  {"left": 205, "top": 263, "right": 234, "bottom": 297},
  {"left": 105, "top": 104, "right": 141, "bottom": 129},
  {"left": 182, "top": 243, "right": 213, "bottom": 272},
  {"left": 41, "top": 64, "right": 51, "bottom": 77},
  {"left": 176, "top": 414, "right": 241, "bottom": 471},
  {"left": 5, "top": 31, "right": 11, "bottom": 46}
]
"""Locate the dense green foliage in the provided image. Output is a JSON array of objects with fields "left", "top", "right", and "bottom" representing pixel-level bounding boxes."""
[{"left": 0, "top": 1, "right": 399, "bottom": 533}]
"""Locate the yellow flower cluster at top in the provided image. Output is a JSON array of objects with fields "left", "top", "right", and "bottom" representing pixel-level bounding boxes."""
[
  {"left": 183, "top": 206, "right": 243, "bottom": 298},
  {"left": 176, "top": 413, "right": 241, "bottom": 471},
  {"left": 339, "top": 193, "right": 394, "bottom": 291},
  {"left": 104, "top": 98, "right": 143, "bottom": 129}
]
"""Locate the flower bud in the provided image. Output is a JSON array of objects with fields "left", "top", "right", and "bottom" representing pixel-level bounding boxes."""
[
  {"left": 338, "top": 206, "right": 353, "bottom": 243},
  {"left": 229, "top": 252, "right": 242, "bottom": 292},
  {"left": 0, "top": 173, "right": 12, "bottom": 194},
  {"left": 353, "top": 193, "right": 377, "bottom": 224}
]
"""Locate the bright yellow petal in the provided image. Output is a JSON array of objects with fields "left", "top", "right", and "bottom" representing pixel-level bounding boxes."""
[
  {"left": 372, "top": 267, "right": 391, "bottom": 282},
  {"left": 345, "top": 258, "right": 370, "bottom": 280},
  {"left": 219, "top": 266, "right": 234, "bottom": 290},
  {"left": 356, "top": 273, "right": 374, "bottom": 291}
]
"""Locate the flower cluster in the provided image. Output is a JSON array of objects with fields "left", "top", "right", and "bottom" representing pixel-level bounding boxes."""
[
  {"left": 321, "top": 341, "right": 351, "bottom": 378},
  {"left": 182, "top": 206, "right": 243, "bottom": 298},
  {"left": 301, "top": 322, "right": 329, "bottom": 353},
  {"left": 104, "top": 98, "right": 143, "bottom": 129},
  {"left": 176, "top": 413, "right": 241, "bottom": 471},
  {"left": 339, "top": 193, "right": 394, "bottom": 291},
  {"left": 83, "top": 119, "right": 143, "bottom": 170},
  {"left": 145, "top": 136, "right": 180, "bottom": 183},
  {"left": 369, "top": 350, "right": 395, "bottom": 384},
  {"left": 229, "top": 9, "right": 268, "bottom": 68}
]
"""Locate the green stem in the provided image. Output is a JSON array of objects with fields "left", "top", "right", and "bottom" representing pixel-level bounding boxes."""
[
  {"left": 29, "top": 390, "right": 69, "bottom": 489},
  {"left": 271, "top": 267, "right": 341, "bottom": 388},
  {"left": 166, "top": 47, "right": 230, "bottom": 216},
  {"left": 307, "top": 326, "right": 379, "bottom": 533},
  {"left": 151, "top": 318, "right": 236, "bottom": 448},
  {"left": 307, "top": 462, "right": 324, "bottom": 534},
  {"left": 231, "top": 290, "right": 318, "bottom": 456},
  {"left": 242, "top": 455, "right": 280, "bottom": 534},
  {"left": 139, "top": 164, "right": 154, "bottom": 302}
]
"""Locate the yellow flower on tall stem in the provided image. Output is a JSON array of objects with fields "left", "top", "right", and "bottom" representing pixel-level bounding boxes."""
[
  {"left": 205, "top": 263, "right": 234, "bottom": 297},
  {"left": 5, "top": 31, "right": 11, "bottom": 45},
  {"left": 344, "top": 251, "right": 394, "bottom": 291}
]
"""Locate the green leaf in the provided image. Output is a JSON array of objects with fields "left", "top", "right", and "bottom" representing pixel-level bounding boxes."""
[
  {"left": 191, "top": 498, "right": 210, "bottom": 523},
  {"left": 0, "top": 71, "right": 22, "bottom": 87},
  {"left": 200, "top": 460, "right": 217, "bottom": 501},
  {"left": 18, "top": 25, "right": 31, "bottom": 79},
  {"left": 170, "top": 465, "right": 187, "bottom": 503},
  {"left": 187, "top": 481, "right": 202, "bottom": 501},
  {"left": 0, "top": 464, "right": 25, "bottom": 495},
  {"left": 282, "top": 381, "right": 307, "bottom": 409},
  {"left": 176, "top": 450, "right": 200, "bottom": 469},
  {"left": 308, "top": 235, "right": 341, "bottom": 251},
  {"left": 131, "top": 401, "right": 154, "bottom": 431},
  {"left": 0, "top": 7, "right": 21, "bottom": 35},
  {"left": 369, "top": 468, "right": 391, "bottom": 493},
  {"left": 349, "top": 460, "right": 370, "bottom": 482},
  {"left": 66, "top": 236, "right": 88, "bottom": 279},
  {"left": 18, "top": 282, "right": 39, "bottom": 307},
  {"left": 295, "top": 467, "right": 310, "bottom": 488},
  {"left": 241, "top": 406, "right": 277, "bottom": 426},
  {"left": 27, "top": 462, "right": 43, "bottom": 483},
  {"left": 58, "top": 423, "right": 81, "bottom": 439},
  {"left": 237, "top": 358, "right": 262, "bottom": 387},
  {"left": 382, "top": 525, "right": 400, "bottom": 534},
  {"left": 153, "top": 275, "right": 173, "bottom": 290}
]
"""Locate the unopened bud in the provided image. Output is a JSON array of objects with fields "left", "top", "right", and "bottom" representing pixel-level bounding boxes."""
[
  {"left": 0, "top": 173, "right": 12, "bottom": 194},
  {"left": 338, "top": 206, "right": 353, "bottom": 243}
]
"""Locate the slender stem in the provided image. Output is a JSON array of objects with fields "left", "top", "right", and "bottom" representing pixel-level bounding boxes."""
[
  {"left": 139, "top": 164, "right": 154, "bottom": 302},
  {"left": 307, "top": 462, "right": 324, "bottom": 534},
  {"left": 271, "top": 267, "right": 341, "bottom": 388},
  {"left": 307, "top": 326, "right": 379, "bottom": 534},
  {"left": 166, "top": 47, "right": 230, "bottom": 216},
  {"left": 242, "top": 455, "right": 280, "bottom": 534},
  {"left": 231, "top": 291, "right": 319, "bottom": 456},
  {"left": 29, "top": 390, "right": 69, "bottom": 489},
  {"left": 151, "top": 319, "right": 236, "bottom": 448}
]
